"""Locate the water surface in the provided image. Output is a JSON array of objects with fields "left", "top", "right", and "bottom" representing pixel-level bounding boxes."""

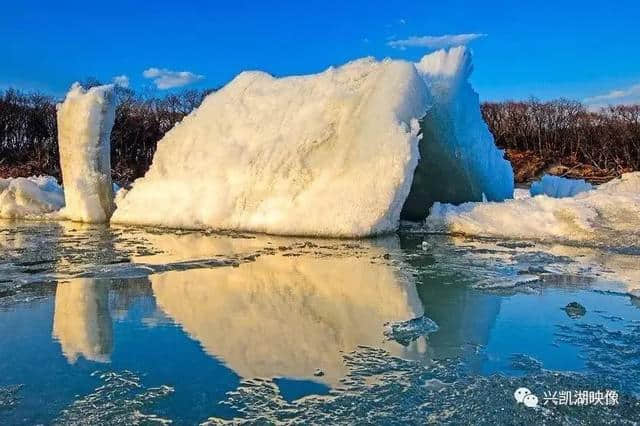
[{"left": 1, "top": 220, "right": 639, "bottom": 424}]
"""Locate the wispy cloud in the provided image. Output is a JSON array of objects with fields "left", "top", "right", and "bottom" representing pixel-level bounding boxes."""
[
  {"left": 142, "top": 68, "right": 204, "bottom": 90},
  {"left": 388, "top": 33, "right": 486, "bottom": 50},
  {"left": 112, "top": 75, "right": 129, "bottom": 88},
  {"left": 584, "top": 83, "right": 640, "bottom": 109}
]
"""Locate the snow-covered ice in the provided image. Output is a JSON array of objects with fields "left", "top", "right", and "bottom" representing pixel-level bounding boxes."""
[
  {"left": 10, "top": 50, "right": 637, "bottom": 245},
  {"left": 425, "top": 172, "right": 640, "bottom": 244},
  {"left": 401, "top": 47, "right": 513, "bottom": 219},
  {"left": 57, "top": 83, "right": 116, "bottom": 223},
  {"left": 0, "top": 176, "right": 64, "bottom": 219},
  {"left": 0, "top": 176, "right": 124, "bottom": 221},
  {"left": 113, "top": 47, "right": 513, "bottom": 236},
  {"left": 112, "top": 57, "right": 428, "bottom": 236},
  {"left": 530, "top": 174, "right": 593, "bottom": 198}
]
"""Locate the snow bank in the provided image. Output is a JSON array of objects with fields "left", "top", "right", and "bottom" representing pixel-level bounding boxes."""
[
  {"left": 401, "top": 47, "right": 514, "bottom": 220},
  {"left": 113, "top": 48, "right": 513, "bottom": 236},
  {"left": 425, "top": 172, "right": 640, "bottom": 244},
  {"left": 113, "top": 58, "right": 430, "bottom": 236},
  {"left": 0, "top": 176, "right": 64, "bottom": 219},
  {"left": 57, "top": 83, "right": 116, "bottom": 223},
  {"left": 530, "top": 174, "right": 593, "bottom": 198}
]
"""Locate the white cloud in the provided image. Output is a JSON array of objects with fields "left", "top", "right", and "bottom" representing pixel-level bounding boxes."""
[
  {"left": 388, "top": 33, "right": 486, "bottom": 50},
  {"left": 142, "top": 67, "right": 204, "bottom": 90},
  {"left": 112, "top": 75, "right": 129, "bottom": 88},
  {"left": 584, "top": 83, "right": 640, "bottom": 109}
]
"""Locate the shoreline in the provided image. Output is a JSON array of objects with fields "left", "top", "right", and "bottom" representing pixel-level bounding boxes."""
[{"left": 2, "top": 149, "right": 633, "bottom": 187}]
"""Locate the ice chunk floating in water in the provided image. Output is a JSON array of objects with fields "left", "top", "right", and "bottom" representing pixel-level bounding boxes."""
[
  {"left": 57, "top": 83, "right": 116, "bottom": 223},
  {"left": 1, "top": 49, "right": 512, "bottom": 235},
  {"left": 113, "top": 47, "right": 513, "bottom": 236}
]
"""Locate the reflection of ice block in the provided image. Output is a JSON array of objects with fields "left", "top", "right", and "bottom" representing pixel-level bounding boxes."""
[
  {"left": 52, "top": 279, "right": 113, "bottom": 363},
  {"left": 57, "top": 84, "right": 115, "bottom": 223},
  {"left": 151, "top": 241, "right": 423, "bottom": 384},
  {"left": 417, "top": 281, "right": 501, "bottom": 364}
]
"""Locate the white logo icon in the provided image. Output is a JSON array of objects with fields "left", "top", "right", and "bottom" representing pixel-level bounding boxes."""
[
  {"left": 523, "top": 394, "right": 539, "bottom": 408},
  {"left": 514, "top": 387, "right": 538, "bottom": 408},
  {"left": 514, "top": 387, "right": 531, "bottom": 403}
]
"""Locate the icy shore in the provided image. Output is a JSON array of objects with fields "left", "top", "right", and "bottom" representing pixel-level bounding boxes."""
[
  {"left": 4, "top": 48, "right": 637, "bottom": 243},
  {"left": 425, "top": 172, "right": 640, "bottom": 244}
]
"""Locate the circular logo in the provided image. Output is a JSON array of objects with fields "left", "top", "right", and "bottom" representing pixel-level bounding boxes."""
[
  {"left": 514, "top": 387, "right": 531, "bottom": 403},
  {"left": 523, "top": 394, "right": 539, "bottom": 408}
]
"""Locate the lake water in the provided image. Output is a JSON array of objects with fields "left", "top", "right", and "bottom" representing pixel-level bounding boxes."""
[{"left": 1, "top": 220, "right": 639, "bottom": 424}]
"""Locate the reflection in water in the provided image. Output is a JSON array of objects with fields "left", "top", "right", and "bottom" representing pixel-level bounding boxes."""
[
  {"left": 151, "top": 239, "right": 424, "bottom": 384},
  {"left": 43, "top": 230, "right": 510, "bottom": 383},
  {"left": 400, "top": 235, "right": 502, "bottom": 366},
  {"left": 418, "top": 283, "right": 501, "bottom": 363},
  {"left": 118, "top": 228, "right": 268, "bottom": 264},
  {"left": 543, "top": 244, "right": 640, "bottom": 294},
  {"left": 52, "top": 279, "right": 113, "bottom": 363},
  {"left": 6, "top": 224, "right": 640, "bottom": 424}
]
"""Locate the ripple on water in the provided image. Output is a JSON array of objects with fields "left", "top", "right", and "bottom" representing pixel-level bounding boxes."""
[
  {"left": 202, "top": 347, "right": 640, "bottom": 425},
  {"left": 0, "top": 385, "right": 22, "bottom": 412},
  {"left": 55, "top": 371, "right": 173, "bottom": 425}
]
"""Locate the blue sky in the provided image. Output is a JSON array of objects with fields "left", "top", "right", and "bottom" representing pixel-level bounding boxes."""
[{"left": 2, "top": 0, "right": 639, "bottom": 105}]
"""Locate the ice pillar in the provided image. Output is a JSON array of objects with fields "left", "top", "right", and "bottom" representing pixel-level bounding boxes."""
[{"left": 57, "top": 83, "right": 116, "bottom": 223}]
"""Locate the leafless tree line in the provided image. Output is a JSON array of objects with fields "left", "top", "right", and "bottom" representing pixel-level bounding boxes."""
[
  {"left": 1, "top": 89, "right": 639, "bottom": 183},
  {"left": 109, "top": 86, "right": 212, "bottom": 181},
  {"left": 0, "top": 89, "right": 58, "bottom": 171},
  {"left": 0, "top": 84, "right": 212, "bottom": 181},
  {"left": 482, "top": 99, "right": 640, "bottom": 172}
]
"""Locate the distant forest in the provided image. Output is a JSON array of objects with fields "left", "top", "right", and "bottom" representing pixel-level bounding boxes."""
[
  {"left": 1, "top": 84, "right": 638, "bottom": 184},
  {"left": 482, "top": 100, "right": 639, "bottom": 182}
]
